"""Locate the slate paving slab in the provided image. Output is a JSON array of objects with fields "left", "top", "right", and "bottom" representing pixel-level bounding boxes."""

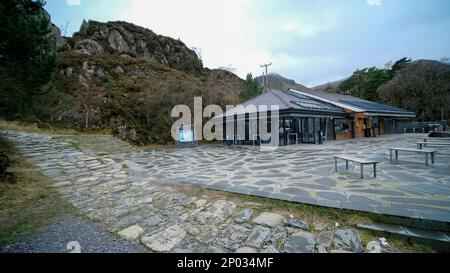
[
  {"left": 284, "top": 231, "right": 316, "bottom": 253},
  {"left": 253, "top": 213, "right": 285, "bottom": 228}
]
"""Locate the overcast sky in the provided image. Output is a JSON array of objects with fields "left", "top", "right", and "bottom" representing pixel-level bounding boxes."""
[{"left": 47, "top": 0, "right": 450, "bottom": 86}]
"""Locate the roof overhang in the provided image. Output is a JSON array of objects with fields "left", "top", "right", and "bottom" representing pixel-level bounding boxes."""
[
  {"left": 213, "top": 108, "right": 349, "bottom": 122},
  {"left": 364, "top": 112, "right": 416, "bottom": 118}
]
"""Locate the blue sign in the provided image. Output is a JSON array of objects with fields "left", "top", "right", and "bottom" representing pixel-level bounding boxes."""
[{"left": 180, "top": 129, "right": 194, "bottom": 142}]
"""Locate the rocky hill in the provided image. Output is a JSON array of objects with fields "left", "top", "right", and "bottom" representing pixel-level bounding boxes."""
[
  {"left": 40, "top": 19, "right": 244, "bottom": 144},
  {"left": 255, "top": 73, "right": 310, "bottom": 92},
  {"left": 312, "top": 79, "right": 345, "bottom": 93}
]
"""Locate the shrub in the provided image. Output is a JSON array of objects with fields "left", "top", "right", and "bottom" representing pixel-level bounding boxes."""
[{"left": 0, "top": 151, "right": 13, "bottom": 183}]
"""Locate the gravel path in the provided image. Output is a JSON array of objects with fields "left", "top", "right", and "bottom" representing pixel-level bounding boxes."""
[{"left": 0, "top": 216, "right": 144, "bottom": 253}]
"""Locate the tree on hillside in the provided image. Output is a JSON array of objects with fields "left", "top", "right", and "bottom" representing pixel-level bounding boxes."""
[
  {"left": 339, "top": 67, "right": 390, "bottom": 101},
  {"left": 0, "top": 0, "right": 56, "bottom": 119},
  {"left": 218, "top": 65, "right": 237, "bottom": 74},
  {"left": 389, "top": 57, "right": 412, "bottom": 76},
  {"left": 377, "top": 60, "right": 450, "bottom": 121},
  {"left": 440, "top": 57, "right": 450, "bottom": 65},
  {"left": 339, "top": 57, "right": 411, "bottom": 102},
  {"left": 239, "top": 73, "right": 262, "bottom": 102}
]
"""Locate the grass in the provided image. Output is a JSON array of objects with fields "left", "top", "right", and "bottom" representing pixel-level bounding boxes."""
[
  {"left": 0, "top": 119, "right": 110, "bottom": 137},
  {"left": 122, "top": 163, "right": 129, "bottom": 169},
  {"left": 70, "top": 141, "right": 82, "bottom": 151},
  {"left": 223, "top": 192, "right": 372, "bottom": 228},
  {"left": 0, "top": 119, "right": 80, "bottom": 135},
  {"left": 0, "top": 136, "right": 72, "bottom": 246},
  {"left": 358, "top": 229, "right": 436, "bottom": 253}
]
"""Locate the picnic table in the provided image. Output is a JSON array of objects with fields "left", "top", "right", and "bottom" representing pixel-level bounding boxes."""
[
  {"left": 334, "top": 155, "right": 379, "bottom": 179},
  {"left": 388, "top": 147, "right": 437, "bottom": 167}
]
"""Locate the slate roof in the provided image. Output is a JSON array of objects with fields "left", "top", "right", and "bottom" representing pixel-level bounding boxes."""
[
  {"left": 289, "top": 89, "right": 416, "bottom": 117},
  {"left": 216, "top": 89, "right": 346, "bottom": 119}
]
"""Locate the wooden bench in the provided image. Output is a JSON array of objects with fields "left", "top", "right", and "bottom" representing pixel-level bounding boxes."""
[
  {"left": 388, "top": 147, "right": 437, "bottom": 167},
  {"left": 334, "top": 155, "right": 379, "bottom": 179},
  {"left": 417, "top": 142, "right": 450, "bottom": 150}
]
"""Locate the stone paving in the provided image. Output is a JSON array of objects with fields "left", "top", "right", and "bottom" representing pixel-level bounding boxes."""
[
  {"left": 120, "top": 134, "right": 450, "bottom": 223},
  {"left": 1, "top": 130, "right": 450, "bottom": 253}
]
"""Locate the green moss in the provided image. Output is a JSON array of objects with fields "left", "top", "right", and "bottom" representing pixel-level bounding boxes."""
[{"left": 71, "top": 142, "right": 81, "bottom": 151}]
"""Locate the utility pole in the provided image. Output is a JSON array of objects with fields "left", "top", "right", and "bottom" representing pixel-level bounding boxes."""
[{"left": 260, "top": 63, "right": 272, "bottom": 92}]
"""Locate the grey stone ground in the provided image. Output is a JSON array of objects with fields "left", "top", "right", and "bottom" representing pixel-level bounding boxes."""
[
  {"left": 121, "top": 133, "right": 450, "bottom": 222},
  {"left": 1, "top": 130, "right": 449, "bottom": 253},
  {"left": 0, "top": 216, "right": 143, "bottom": 253}
]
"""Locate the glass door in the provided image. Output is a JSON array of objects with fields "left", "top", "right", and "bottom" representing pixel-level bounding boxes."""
[{"left": 301, "top": 117, "right": 315, "bottom": 144}]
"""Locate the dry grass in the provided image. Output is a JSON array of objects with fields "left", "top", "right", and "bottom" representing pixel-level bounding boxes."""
[
  {"left": 0, "top": 136, "right": 72, "bottom": 246},
  {"left": 0, "top": 119, "right": 79, "bottom": 135}
]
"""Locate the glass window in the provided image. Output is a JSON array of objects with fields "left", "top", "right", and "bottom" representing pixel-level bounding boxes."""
[{"left": 335, "top": 120, "right": 350, "bottom": 133}]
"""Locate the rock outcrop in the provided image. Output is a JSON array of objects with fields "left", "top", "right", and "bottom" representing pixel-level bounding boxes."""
[
  {"left": 74, "top": 39, "right": 104, "bottom": 55},
  {"left": 37, "top": 16, "right": 244, "bottom": 145},
  {"left": 72, "top": 20, "right": 203, "bottom": 74}
]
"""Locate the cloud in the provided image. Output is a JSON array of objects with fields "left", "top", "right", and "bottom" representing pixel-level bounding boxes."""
[
  {"left": 66, "top": 0, "right": 81, "bottom": 6},
  {"left": 120, "top": 0, "right": 268, "bottom": 78},
  {"left": 115, "top": 0, "right": 448, "bottom": 85},
  {"left": 281, "top": 14, "right": 339, "bottom": 38},
  {"left": 367, "top": 0, "right": 382, "bottom": 6}
]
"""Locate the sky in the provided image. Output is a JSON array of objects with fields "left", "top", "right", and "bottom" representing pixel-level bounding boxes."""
[{"left": 46, "top": 0, "right": 450, "bottom": 87}]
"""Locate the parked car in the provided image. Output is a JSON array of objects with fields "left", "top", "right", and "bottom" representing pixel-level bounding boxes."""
[{"left": 425, "top": 123, "right": 443, "bottom": 134}]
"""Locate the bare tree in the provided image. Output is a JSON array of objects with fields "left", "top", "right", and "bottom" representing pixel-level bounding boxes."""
[
  {"left": 60, "top": 21, "right": 70, "bottom": 36},
  {"left": 206, "top": 70, "right": 218, "bottom": 105},
  {"left": 218, "top": 65, "right": 236, "bottom": 73},
  {"left": 440, "top": 57, "right": 450, "bottom": 64},
  {"left": 378, "top": 60, "right": 450, "bottom": 121},
  {"left": 74, "top": 63, "right": 103, "bottom": 131}
]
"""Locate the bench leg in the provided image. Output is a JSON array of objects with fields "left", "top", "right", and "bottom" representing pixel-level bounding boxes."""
[
  {"left": 417, "top": 144, "right": 422, "bottom": 150},
  {"left": 395, "top": 150, "right": 399, "bottom": 160},
  {"left": 335, "top": 157, "right": 338, "bottom": 172},
  {"left": 360, "top": 164, "right": 364, "bottom": 179},
  {"left": 346, "top": 160, "right": 349, "bottom": 170},
  {"left": 373, "top": 164, "right": 377, "bottom": 178},
  {"left": 431, "top": 153, "right": 435, "bottom": 166},
  {"left": 390, "top": 150, "right": 393, "bottom": 161}
]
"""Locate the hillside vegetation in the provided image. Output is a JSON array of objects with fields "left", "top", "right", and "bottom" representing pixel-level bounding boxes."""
[
  {"left": 0, "top": 1, "right": 245, "bottom": 145},
  {"left": 47, "top": 20, "right": 247, "bottom": 144},
  {"left": 315, "top": 58, "right": 450, "bottom": 122}
]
